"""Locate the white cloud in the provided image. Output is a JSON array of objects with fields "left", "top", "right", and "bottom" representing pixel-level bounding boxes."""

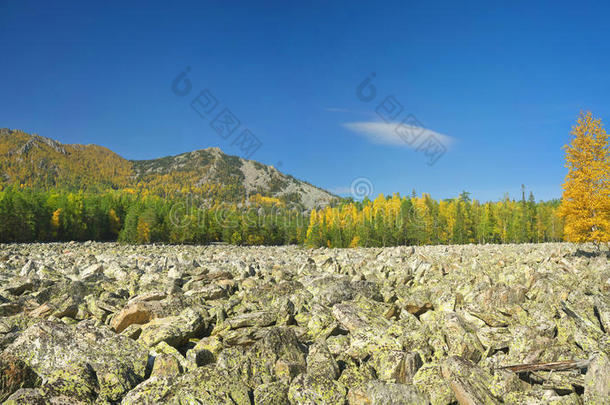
[{"left": 342, "top": 121, "right": 454, "bottom": 150}]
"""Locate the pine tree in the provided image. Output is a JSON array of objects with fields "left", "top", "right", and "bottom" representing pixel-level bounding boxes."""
[{"left": 558, "top": 112, "right": 610, "bottom": 244}]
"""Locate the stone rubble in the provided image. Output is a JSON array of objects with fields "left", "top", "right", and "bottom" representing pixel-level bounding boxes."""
[{"left": 0, "top": 241, "right": 608, "bottom": 404}]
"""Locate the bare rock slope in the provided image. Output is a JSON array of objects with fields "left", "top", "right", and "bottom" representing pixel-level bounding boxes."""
[{"left": 0, "top": 242, "right": 609, "bottom": 403}]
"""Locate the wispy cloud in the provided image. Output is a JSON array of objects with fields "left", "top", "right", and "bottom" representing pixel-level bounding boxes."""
[
  {"left": 325, "top": 107, "right": 352, "bottom": 113},
  {"left": 342, "top": 121, "right": 454, "bottom": 150}
]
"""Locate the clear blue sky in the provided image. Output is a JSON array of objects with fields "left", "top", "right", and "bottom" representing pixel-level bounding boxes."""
[{"left": 2, "top": 1, "right": 609, "bottom": 202}]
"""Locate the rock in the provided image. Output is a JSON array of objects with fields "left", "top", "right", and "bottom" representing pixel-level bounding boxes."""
[
  {"left": 338, "top": 361, "right": 376, "bottom": 391},
  {"left": 186, "top": 336, "right": 223, "bottom": 367},
  {"left": 0, "top": 353, "right": 41, "bottom": 402},
  {"left": 412, "top": 363, "right": 456, "bottom": 405},
  {"left": 224, "top": 310, "right": 277, "bottom": 330},
  {"left": 402, "top": 289, "right": 434, "bottom": 317},
  {"left": 167, "top": 366, "right": 251, "bottom": 404},
  {"left": 443, "top": 312, "right": 486, "bottom": 362},
  {"left": 111, "top": 300, "right": 163, "bottom": 333},
  {"left": 19, "top": 260, "right": 37, "bottom": 277},
  {"left": 186, "top": 283, "right": 227, "bottom": 300},
  {"left": 221, "top": 326, "right": 268, "bottom": 346},
  {"left": 306, "top": 275, "right": 354, "bottom": 306},
  {"left": 243, "top": 326, "right": 307, "bottom": 385},
  {"left": 584, "top": 352, "right": 610, "bottom": 403},
  {"left": 253, "top": 381, "right": 290, "bottom": 404},
  {"left": 4, "top": 320, "right": 148, "bottom": 402},
  {"left": 138, "top": 307, "right": 206, "bottom": 348},
  {"left": 0, "top": 303, "right": 22, "bottom": 317},
  {"left": 79, "top": 263, "right": 104, "bottom": 282},
  {"left": 306, "top": 304, "right": 340, "bottom": 340},
  {"left": 150, "top": 341, "right": 187, "bottom": 377},
  {"left": 288, "top": 373, "right": 347, "bottom": 405},
  {"left": 369, "top": 350, "right": 422, "bottom": 384},
  {"left": 121, "top": 323, "right": 143, "bottom": 340},
  {"left": 120, "top": 376, "right": 175, "bottom": 405},
  {"left": 347, "top": 380, "right": 428, "bottom": 405},
  {"left": 2, "top": 278, "right": 35, "bottom": 296},
  {"left": 41, "top": 361, "right": 98, "bottom": 403},
  {"left": 151, "top": 354, "right": 182, "bottom": 378},
  {"left": 3, "top": 388, "right": 46, "bottom": 404},
  {"left": 441, "top": 356, "right": 501, "bottom": 405},
  {"left": 331, "top": 298, "right": 402, "bottom": 357},
  {"left": 307, "top": 340, "right": 340, "bottom": 379}
]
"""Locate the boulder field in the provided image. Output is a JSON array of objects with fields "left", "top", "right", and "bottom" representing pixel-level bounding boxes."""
[{"left": 0, "top": 242, "right": 609, "bottom": 404}]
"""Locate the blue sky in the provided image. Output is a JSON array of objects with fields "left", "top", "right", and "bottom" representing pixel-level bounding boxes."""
[{"left": 1, "top": 1, "right": 609, "bottom": 202}]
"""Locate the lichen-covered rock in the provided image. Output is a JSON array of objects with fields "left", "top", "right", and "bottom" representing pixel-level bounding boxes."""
[
  {"left": 242, "top": 326, "right": 307, "bottom": 386},
  {"left": 41, "top": 361, "right": 98, "bottom": 402},
  {"left": 253, "top": 381, "right": 290, "bottom": 404},
  {"left": 347, "top": 380, "right": 428, "bottom": 405},
  {"left": 4, "top": 319, "right": 148, "bottom": 402},
  {"left": 288, "top": 372, "right": 347, "bottom": 404},
  {"left": 150, "top": 341, "right": 187, "bottom": 378},
  {"left": 583, "top": 351, "right": 610, "bottom": 403},
  {"left": 120, "top": 376, "right": 175, "bottom": 405},
  {"left": 3, "top": 387, "right": 46, "bottom": 404},
  {"left": 369, "top": 350, "right": 422, "bottom": 384},
  {"left": 331, "top": 297, "right": 402, "bottom": 358},
  {"left": 0, "top": 353, "right": 41, "bottom": 402},
  {"left": 441, "top": 356, "right": 501, "bottom": 405},
  {"left": 338, "top": 361, "right": 376, "bottom": 391},
  {"left": 412, "top": 363, "right": 456, "bottom": 405},
  {"left": 307, "top": 340, "right": 340, "bottom": 379},
  {"left": 138, "top": 307, "right": 206, "bottom": 348},
  {"left": 169, "top": 366, "right": 251, "bottom": 404},
  {"left": 186, "top": 336, "right": 223, "bottom": 367}
]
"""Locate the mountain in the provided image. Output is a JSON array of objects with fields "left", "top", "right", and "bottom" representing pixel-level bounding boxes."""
[{"left": 0, "top": 129, "right": 338, "bottom": 208}]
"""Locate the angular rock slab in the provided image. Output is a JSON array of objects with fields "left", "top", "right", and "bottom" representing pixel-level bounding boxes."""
[{"left": 441, "top": 356, "right": 501, "bottom": 405}]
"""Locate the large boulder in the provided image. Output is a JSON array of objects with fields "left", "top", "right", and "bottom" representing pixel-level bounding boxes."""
[{"left": 4, "top": 319, "right": 149, "bottom": 402}]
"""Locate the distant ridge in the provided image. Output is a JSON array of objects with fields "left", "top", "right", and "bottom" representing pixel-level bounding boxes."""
[{"left": 0, "top": 129, "right": 338, "bottom": 209}]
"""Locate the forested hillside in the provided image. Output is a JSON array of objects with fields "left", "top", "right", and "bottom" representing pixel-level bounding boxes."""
[
  {"left": 0, "top": 129, "right": 337, "bottom": 208},
  {"left": 0, "top": 129, "right": 133, "bottom": 189}
]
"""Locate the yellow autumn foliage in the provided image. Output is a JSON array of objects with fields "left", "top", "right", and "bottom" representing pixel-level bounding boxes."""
[{"left": 558, "top": 112, "right": 610, "bottom": 243}]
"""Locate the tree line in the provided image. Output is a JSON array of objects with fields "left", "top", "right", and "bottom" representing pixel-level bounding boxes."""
[
  {"left": 0, "top": 186, "right": 563, "bottom": 247},
  {"left": 305, "top": 190, "right": 563, "bottom": 248}
]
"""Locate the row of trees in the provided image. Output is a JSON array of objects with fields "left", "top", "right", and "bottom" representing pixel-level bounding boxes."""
[
  {"left": 0, "top": 186, "right": 563, "bottom": 247},
  {"left": 305, "top": 190, "right": 563, "bottom": 248},
  {"left": 0, "top": 188, "right": 308, "bottom": 245}
]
